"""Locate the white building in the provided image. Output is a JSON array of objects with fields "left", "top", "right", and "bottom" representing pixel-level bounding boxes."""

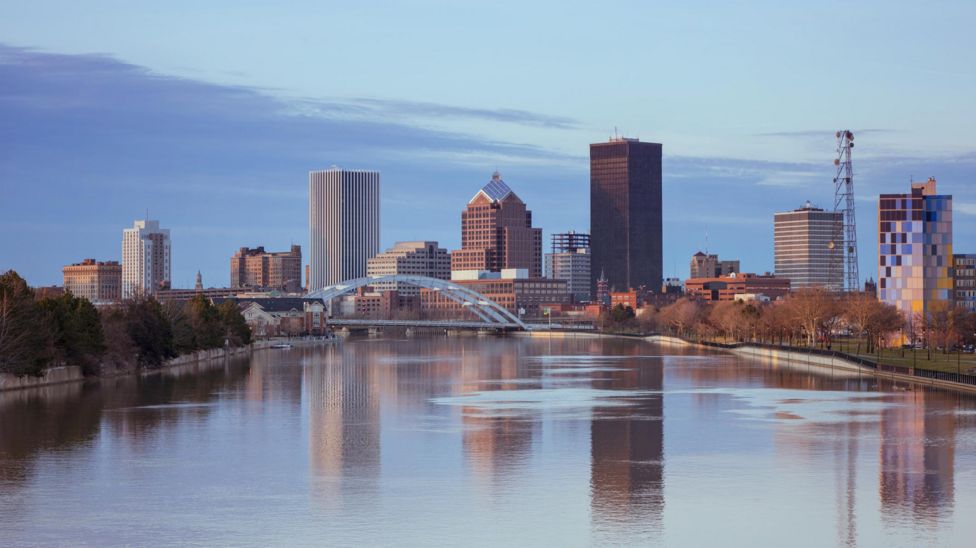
[
  {"left": 309, "top": 167, "right": 380, "bottom": 291},
  {"left": 774, "top": 202, "right": 843, "bottom": 291},
  {"left": 545, "top": 248, "right": 591, "bottom": 303},
  {"left": 365, "top": 241, "right": 451, "bottom": 296},
  {"left": 121, "top": 219, "right": 171, "bottom": 298}
]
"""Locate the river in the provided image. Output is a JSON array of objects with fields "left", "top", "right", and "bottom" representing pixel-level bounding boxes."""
[{"left": 1, "top": 335, "right": 974, "bottom": 547}]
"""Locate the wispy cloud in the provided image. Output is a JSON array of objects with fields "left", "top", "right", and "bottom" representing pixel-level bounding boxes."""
[
  {"left": 755, "top": 129, "right": 898, "bottom": 138},
  {"left": 956, "top": 202, "right": 976, "bottom": 216}
]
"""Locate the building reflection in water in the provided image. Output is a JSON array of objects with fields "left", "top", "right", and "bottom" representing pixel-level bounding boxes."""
[
  {"left": 587, "top": 340, "right": 664, "bottom": 537},
  {"left": 879, "top": 390, "right": 955, "bottom": 527},
  {"left": 459, "top": 340, "right": 537, "bottom": 484},
  {"left": 305, "top": 343, "right": 382, "bottom": 507}
]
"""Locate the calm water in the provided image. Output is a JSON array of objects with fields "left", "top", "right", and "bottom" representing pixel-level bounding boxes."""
[{"left": 2, "top": 336, "right": 975, "bottom": 547}]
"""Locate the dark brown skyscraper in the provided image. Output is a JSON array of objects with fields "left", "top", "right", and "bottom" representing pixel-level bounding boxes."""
[{"left": 590, "top": 137, "right": 663, "bottom": 293}]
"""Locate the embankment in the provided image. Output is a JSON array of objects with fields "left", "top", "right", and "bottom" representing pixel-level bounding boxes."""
[{"left": 0, "top": 339, "right": 325, "bottom": 393}]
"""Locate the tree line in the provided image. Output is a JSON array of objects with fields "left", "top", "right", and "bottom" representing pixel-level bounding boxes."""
[
  {"left": 603, "top": 287, "right": 976, "bottom": 353},
  {"left": 0, "top": 270, "right": 251, "bottom": 377}
]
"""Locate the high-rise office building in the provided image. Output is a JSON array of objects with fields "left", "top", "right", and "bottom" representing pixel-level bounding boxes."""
[
  {"left": 451, "top": 172, "right": 542, "bottom": 277},
  {"left": 230, "top": 245, "right": 303, "bottom": 292},
  {"left": 774, "top": 202, "right": 843, "bottom": 291},
  {"left": 590, "top": 137, "right": 662, "bottom": 294},
  {"left": 122, "top": 219, "right": 171, "bottom": 298},
  {"left": 308, "top": 168, "right": 380, "bottom": 291},
  {"left": 878, "top": 178, "right": 953, "bottom": 319},
  {"left": 63, "top": 259, "right": 122, "bottom": 303},
  {"left": 545, "top": 231, "right": 591, "bottom": 302},
  {"left": 689, "top": 252, "right": 739, "bottom": 279},
  {"left": 952, "top": 254, "right": 975, "bottom": 312},
  {"left": 366, "top": 241, "right": 451, "bottom": 296}
]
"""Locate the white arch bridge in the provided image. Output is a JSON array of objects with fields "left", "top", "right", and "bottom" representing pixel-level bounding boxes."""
[{"left": 306, "top": 275, "right": 530, "bottom": 331}]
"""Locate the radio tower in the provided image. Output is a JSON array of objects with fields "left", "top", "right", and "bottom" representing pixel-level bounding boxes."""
[{"left": 832, "top": 130, "right": 859, "bottom": 292}]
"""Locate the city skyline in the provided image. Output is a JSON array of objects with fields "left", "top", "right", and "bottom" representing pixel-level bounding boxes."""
[{"left": 2, "top": 3, "right": 976, "bottom": 288}]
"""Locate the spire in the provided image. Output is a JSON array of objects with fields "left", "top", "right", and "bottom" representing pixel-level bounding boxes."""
[{"left": 195, "top": 270, "right": 203, "bottom": 291}]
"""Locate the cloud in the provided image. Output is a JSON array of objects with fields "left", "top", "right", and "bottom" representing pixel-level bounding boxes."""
[
  {"left": 956, "top": 202, "right": 976, "bottom": 216},
  {"left": 315, "top": 97, "right": 582, "bottom": 129},
  {"left": 755, "top": 129, "right": 898, "bottom": 138},
  {"left": 1, "top": 43, "right": 974, "bottom": 287}
]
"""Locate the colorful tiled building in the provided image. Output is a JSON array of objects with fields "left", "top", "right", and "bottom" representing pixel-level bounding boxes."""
[{"left": 878, "top": 177, "right": 953, "bottom": 319}]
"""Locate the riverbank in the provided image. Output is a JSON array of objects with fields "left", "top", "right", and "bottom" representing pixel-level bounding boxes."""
[
  {"left": 521, "top": 330, "right": 976, "bottom": 395},
  {"left": 0, "top": 337, "right": 337, "bottom": 393}
]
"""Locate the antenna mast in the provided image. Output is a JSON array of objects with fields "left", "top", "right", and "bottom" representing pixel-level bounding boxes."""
[{"left": 832, "top": 130, "right": 859, "bottom": 292}]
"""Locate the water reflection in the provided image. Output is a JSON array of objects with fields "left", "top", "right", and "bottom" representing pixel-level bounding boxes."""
[
  {"left": 306, "top": 344, "right": 382, "bottom": 506},
  {"left": 587, "top": 342, "right": 664, "bottom": 541},
  {"left": 1, "top": 337, "right": 975, "bottom": 546},
  {"left": 879, "top": 390, "right": 956, "bottom": 528}
]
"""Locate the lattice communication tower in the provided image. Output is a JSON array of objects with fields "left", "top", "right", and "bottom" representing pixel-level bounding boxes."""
[{"left": 832, "top": 130, "right": 859, "bottom": 292}]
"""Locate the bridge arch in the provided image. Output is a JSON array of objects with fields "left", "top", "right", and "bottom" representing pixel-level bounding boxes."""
[{"left": 307, "top": 275, "right": 529, "bottom": 330}]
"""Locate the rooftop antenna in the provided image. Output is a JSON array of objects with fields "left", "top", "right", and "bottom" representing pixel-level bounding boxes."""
[{"left": 705, "top": 226, "right": 709, "bottom": 255}]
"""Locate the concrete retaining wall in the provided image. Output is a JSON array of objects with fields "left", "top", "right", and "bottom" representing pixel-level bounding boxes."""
[
  {"left": 0, "top": 366, "right": 86, "bottom": 391},
  {"left": 0, "top": 340, "right": 286, "bottom": 393}
]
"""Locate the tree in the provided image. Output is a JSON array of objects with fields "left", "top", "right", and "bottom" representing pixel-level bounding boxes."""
[
  {"left": 162, "top": 299, "right": 196, "bottom": 354},
  {"left": 185, "top": 295, "right": 224, "bottom": 350},
  {"left": 843, "top": 292, "right": 877, "bottom": 353},
  {"left": 659, "top": 298, "right": 701, "bottom": 337},
  {"left": 864, "top": 301, "right": 904, "bottom": 353},
  {"left": 708, "top": 301, "right": 744, "bottom": 342},
  {"left": 101, "top": 306, "right": 137, "bottom": 373},
  {"left": 218, "top": 300, "right": 251, "bottom": 346},
  {"left": 125, "top": 296, "right": 175, "bottom": 368},
  {"left": 0, "top": 271, "right": 49, "bottom": 376},
  {"left": 609, "top": 303, "right": 635, "bottom": 323},
  {"left": 38, "top": 292, "right": 106, "bottom": 375},
  {"left": 784, "top": 288, "right": 839, "bottom": 347}
]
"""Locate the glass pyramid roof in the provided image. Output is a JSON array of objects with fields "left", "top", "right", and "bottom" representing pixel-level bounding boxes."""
[{"left": 471, "top": 171, "right": 512, "bottom": 203}]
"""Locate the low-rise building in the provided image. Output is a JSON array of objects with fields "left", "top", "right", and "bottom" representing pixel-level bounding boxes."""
[
  {"left": 422, "top": 270, "right": 569, "bottom": 319},
  {"left": 213, "top": 297, "right": 327, "bottom": 338},
  {"left": 610, "top": 290, "right": 640, "bottom": 310},
  {"left": 685, "top": 272, "right": 791, "bottom": 302},
  {"left": 366, "top": 241, "right": 451, "bottom": 295},
  {"left": 954, "top": 254, "right": 976, "bottom": 312},
  {"left": 62, "top": 259, "right": 122, "bottom": 303},
  {"left": 335, "top": 287, "right": 420, "bottom": 319}
]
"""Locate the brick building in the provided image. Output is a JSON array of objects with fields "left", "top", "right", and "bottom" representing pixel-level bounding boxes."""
[
  {"left": 230, "top": 245, "right": 303, "bottom": 292},
  {"left": 451, "top": 172, "right": 542, "bottom": 277},
  {"left": 62, "top": 259, "right": 122, "bottom": 303},
  {"left": 684, "top": 272, "right": 791, "bottom": 302}
]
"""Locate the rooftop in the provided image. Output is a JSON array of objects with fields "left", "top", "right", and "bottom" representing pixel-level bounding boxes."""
[{"left": 470, "top": 171, "right": 514, "bottom": 204}]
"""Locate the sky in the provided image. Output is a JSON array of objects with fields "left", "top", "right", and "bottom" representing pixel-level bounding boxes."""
[{"left": 2, "top": 0, "right": 975, "bottom": 288}]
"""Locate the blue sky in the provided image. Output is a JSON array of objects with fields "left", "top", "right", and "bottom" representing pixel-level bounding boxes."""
[{"left": 1, "top": 1, "right": 975, "bottom": 288}]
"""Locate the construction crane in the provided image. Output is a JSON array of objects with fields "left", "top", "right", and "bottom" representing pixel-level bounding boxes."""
[{"left": 831, "top": 130, "right": 859, "bottom": 292}]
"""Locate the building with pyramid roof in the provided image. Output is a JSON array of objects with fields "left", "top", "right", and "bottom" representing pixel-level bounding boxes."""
[{"left": 451, "top": 171, "right": 542, "bottom": 277}]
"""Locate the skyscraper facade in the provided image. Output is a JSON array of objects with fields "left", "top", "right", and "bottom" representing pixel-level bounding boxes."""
[
  {"left": 366, "top": 241, "right": 452, "bottom": 296},
  {"left": 773, "top": 202, "right": 843, "bottom": 290},
  {"left": 953, "top": 254, "right": 976, "bottom": 312},
  {"left": 545, "top": 231, "right": 591, "bottom": 302},
  {"left": 590, "top": 137, "right": 662, "bottom": 294},
  {"left": 451, "top": 172, "right": 542, "bottom": 277},
  {"left": 309, "top": 168, "right": 380, "bottom": 291},
  {"left": 121, "top": 219, "right": 171, "bottom": 298},
  {"left": 878, "top": 178, "right": 953, "bottom": 319},
  {"left": 230, "top": 245, "right": 303, "bottom": 292}
]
